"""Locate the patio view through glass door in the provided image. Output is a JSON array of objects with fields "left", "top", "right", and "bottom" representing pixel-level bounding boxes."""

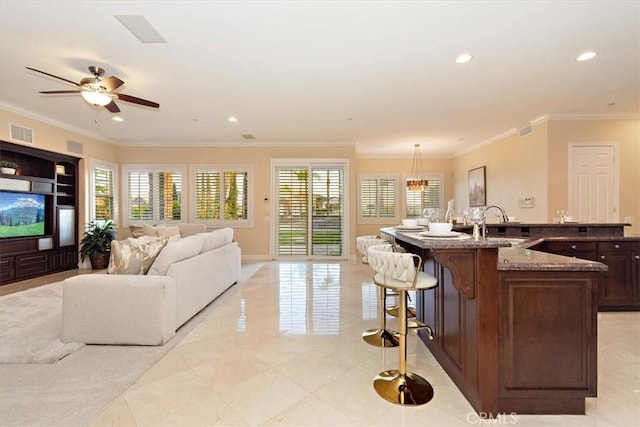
[{"left": 274, "top": 162, "right": 346, "bottom": 259}]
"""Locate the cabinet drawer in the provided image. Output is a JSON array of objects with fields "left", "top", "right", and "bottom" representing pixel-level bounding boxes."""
[
  {"left": 546, "top": 241, "right": 597, "bottom": 253},
  {"left": 0, "top": 256, "right": 15, "bottom": 282},
  {"left": 598, "top": 241, "right": 636, "bottom": 252},
  {"left": 15, "top": 253, "right": 49, "bottom": 278}
]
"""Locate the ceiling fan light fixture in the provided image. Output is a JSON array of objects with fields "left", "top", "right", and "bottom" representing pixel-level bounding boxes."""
[{"left": 81, "top": 90, "right": 112, "bottom": 106}]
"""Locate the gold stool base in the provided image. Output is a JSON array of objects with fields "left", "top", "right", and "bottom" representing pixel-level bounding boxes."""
[
  {"left": 373, "top": 370, "right": 434, "bottom": 406},
  {"left": 387, "top": 306, "right": 417, "bottom": 318},
  {"left": 362, "top": 328, "right": 399, "bottom": 347}
]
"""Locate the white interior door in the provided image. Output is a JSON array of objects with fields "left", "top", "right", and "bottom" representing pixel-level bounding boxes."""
[{"left": 568, "top": 144, "right": 617, "bottom": 222}]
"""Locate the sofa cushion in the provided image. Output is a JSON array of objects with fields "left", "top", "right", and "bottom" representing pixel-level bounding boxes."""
[
  {"left": 178, "top": 223, "right": 207, "bottom": 237},
  {"left": 147, "top": 235, "right": 204, "bottom": 276},
  {"left": 196, "top": 227, "right": 234, "bottom": 253},
  {"left": 129, "top": 224, "right": 144, "bottom": 238},
  {"left": 108, "top": 236, "right": 168, "bottom": 275}
]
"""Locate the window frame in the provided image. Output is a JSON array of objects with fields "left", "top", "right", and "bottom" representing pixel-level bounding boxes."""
[
  {"left": 89, "top": 159, "right": 118, "bottom": 224},
  {"left": 189, "top": 164, "right": 254, "bottom": 227},
  {"left": 357, "top": 173, "right": 400, "bottom": 224},
  {"left": 122, "top": 164, "right": 186, "bottom": 224}
]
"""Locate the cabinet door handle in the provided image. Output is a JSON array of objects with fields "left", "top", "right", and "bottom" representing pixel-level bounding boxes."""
[
  {"left": 600, "top": 255, "right": 606, "bottom": 260},
  {"left": 571, "top": 245, "right": 577, "bottom": 249},
  {"left": 635, "top": 255, "right": 640, "bottom": 260},
  {"left": 614, "top": 244, "right": 620, "bottom": 249}
]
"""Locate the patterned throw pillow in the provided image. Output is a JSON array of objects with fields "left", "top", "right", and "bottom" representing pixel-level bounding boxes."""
[{"left": 107, "top": 237, "right": 169, "bottom": 275}]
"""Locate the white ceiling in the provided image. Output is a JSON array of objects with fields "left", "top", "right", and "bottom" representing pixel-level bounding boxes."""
[{"left": 1, "top": 1, "right": 638, "bottom": 156}]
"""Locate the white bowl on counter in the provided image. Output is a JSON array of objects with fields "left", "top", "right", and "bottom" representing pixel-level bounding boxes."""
[
  {"left": 401, "top": 218, "right": 418, "bottom": 227},
  {"left": 429, "top": 222, "right": 453, "bottom": 234}
]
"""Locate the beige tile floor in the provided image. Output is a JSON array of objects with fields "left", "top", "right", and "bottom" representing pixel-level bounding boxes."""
[{"left": 90, "top": 260, "right": 639, "bottom": 427}]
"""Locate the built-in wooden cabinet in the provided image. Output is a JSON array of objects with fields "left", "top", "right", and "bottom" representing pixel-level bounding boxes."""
[
  {"left": 0, "top": 141, "right": 79, "bottom": 285},
  {"left": 542, "top": 239, "right": 639, "bottom": 311},
  {"left": 597, "top": 241, "right": 637, "bottom": 310}
]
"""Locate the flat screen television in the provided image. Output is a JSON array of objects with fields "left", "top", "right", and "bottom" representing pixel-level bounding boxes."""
[{"left": 0, "top": 191, "right": 46, "bottom": 238}]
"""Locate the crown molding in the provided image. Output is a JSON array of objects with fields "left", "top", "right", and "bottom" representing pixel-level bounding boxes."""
[
  {"left": 547, "top": 113, "right": 640, "bottom": 121},
  {"left": 117, "top": 140, "right": 357, "bottom": 148}
]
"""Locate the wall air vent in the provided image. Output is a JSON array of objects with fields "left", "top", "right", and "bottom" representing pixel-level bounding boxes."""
[
  {"left": 519, "top": 124, "right": 533, "bottom": 137},
  {"left": 67, "top": 140, "right": 83, "bottom": 155},
  {"left": 9, "top": 123, "right": 33, "bottom": 143},
  {"left": 241, "top": 134, "right": 256, "bottom": 140}
]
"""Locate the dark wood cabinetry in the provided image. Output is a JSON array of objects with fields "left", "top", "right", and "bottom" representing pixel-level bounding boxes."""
[
  {"left": 0, "top": 141, "right": 79, "bottom": 285},
  {"left": 544, "top": 239, "right": 640, "bottom": 311},
  {"left": 544, "top": 241, "right": 598, "bottom": 262},
  {"left": 597, "top": 241, "right": 637, "bottom": 310}
]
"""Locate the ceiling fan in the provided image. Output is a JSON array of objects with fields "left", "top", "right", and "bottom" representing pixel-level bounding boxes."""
[{"left": 26, "top": 66, "right": 159, "bottom": 113}]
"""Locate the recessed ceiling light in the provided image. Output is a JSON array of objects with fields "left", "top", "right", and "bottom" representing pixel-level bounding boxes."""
[
  {"left": 456, "top": 53, "right": 473, "bottom": 64},
  {"left": 228, "top": 116, "right": 238, "bottom": 123},
  {"left": 112, "top": 116, "right": 124, "bottom": 122},
  {"left": 576, "top": 51, "right": 597, "bottom": 62}
]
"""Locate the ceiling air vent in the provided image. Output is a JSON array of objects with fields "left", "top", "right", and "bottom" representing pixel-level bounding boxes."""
[
  {"left": 10, "top": 123, "right": 33, "bottom": 143},
  {"left": 241, "top": 134, "right": 256, "bottom": 140},
  {"left": 519, "top": 124, "right": 533, "bottom": 137}
]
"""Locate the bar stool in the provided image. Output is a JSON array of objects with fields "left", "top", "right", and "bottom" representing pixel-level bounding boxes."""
[
  {"left": 357, "top": 237, "right": 399, "bottom": 348},
  {"left": 366, "top": 245, "right": 437, "bottom": 406}
]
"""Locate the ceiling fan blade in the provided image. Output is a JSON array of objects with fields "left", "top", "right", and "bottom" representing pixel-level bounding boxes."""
[
  {"left": 39, "top": 90, "right": 81, "bottom": 94},
  {"left": 101, "top": 76, "right": 125, "bottom": 91},
  {"left": 26, "top": 67, "right": 79, "bottom": 87},
  {"left": 104, "top": 101, "right": 121, "bottom": 113},
  {"left": 115, "top": 93, "right": 159, "bottom": 108}
]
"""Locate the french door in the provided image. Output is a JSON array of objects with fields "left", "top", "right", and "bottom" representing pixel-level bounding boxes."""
[{"left": 273, "top": 161, "right": 347, "bottom": 259}]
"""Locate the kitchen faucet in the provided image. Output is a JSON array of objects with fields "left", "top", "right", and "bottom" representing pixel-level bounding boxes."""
[{"left": 485, "top": 205, "right": 509, "bottom": 223}]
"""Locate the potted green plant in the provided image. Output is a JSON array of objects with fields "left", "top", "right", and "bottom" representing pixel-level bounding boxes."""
[
  {"left": 0, "top": 160, "right": 18, "bottom": 175},
  {"left": 80, "top": 220, "right": 115, "bottom": 269}
]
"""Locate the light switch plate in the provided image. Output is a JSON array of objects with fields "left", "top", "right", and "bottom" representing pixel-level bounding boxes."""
[{"left": 518, "top": 197, "right": 534, "bottom": 208}]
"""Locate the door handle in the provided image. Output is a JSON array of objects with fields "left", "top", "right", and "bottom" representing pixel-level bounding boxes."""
[{"left": 600, "top": 255, "right": 606, "bottom": 260}]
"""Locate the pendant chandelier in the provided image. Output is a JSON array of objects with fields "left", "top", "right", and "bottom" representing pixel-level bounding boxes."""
[{"left": 407, "top": 143, "right": 429, "bottom": 191}]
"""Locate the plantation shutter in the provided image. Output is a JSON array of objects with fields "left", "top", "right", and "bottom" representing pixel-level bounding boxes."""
[
  {"left": 128, "top": 171, "right": 153, "bottom": 221},
  {"left": 128, "top": 169, "right": 182, "bottom": 221},
  {"left": 276, "top": 167, "right": 309, "bottom": 257},
  {"left": 94, "top": 167, "right": 114, "bottom": 221},
  {"left": 360, "top": 176, "right": 396, "bottom": 218},
  {"left": 223, "top": 171, "right": 248, "bottom": 220},
  {"left": 195, "top": 171, "right": 221, "bottom": 220},
  {"left": 311, "top": 166, "right": 343, "bottom": 256}
]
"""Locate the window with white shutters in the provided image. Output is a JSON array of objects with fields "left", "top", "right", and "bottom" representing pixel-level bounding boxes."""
[
  {"left": 358, "top": 174, "right": 398, "bottom": 223},
  {"left": 125, "top": 166, "right": 183, "bottom": 222},
  {"left": 192, "top": 167, "right": 249, "bottom": 225},
  {"left": 92, "top": 163, "right": 116, "bottom": 222}
]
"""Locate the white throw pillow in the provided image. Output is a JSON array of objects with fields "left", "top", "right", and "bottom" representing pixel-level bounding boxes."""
[
  {"left": 143, "top": 224, "right": 158, "bottom": 236},
  {"left": 147, "top": 235, "right": 203, "bottom": 276}
]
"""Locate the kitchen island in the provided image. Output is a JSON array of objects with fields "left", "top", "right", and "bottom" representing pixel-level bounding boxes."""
[{"left": 380, "top": 227, "right": 606, "bottom": 415}]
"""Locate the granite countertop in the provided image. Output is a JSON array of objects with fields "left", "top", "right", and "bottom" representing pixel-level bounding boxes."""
[
  {"left": 498, "top": 247, "right": 607, "bottom": 272},
  {"left": 381, "top": 227, "right": 609, "bottom": 272},
  {"left": 380, "top": 227, "right": 512, "bottom": 249}
]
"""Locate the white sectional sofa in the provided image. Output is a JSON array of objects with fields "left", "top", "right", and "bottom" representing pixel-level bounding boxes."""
[{"left": 61, "top": 226, "right": 241, "bottom": 345}]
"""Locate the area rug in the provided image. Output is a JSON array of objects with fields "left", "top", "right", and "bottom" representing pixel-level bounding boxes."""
[
  {"left": 0, "top": 281, "right": 84, "bottom": 364},
  {"left": 0, "top": 263, "right": 264, "bottom": 427}
]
